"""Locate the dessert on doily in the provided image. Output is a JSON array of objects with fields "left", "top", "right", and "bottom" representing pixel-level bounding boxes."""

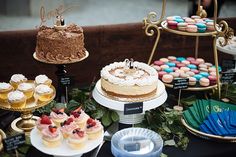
[
  {"left": 34, "top": 107, "right": 103, "bottom": 150},
  {"left": 165, "top": 15, "right": 216, "bottom": 33},
  {"left": 0, "top": 74, "right": 54, "bottom": 108},
  {"left": 35, "top": 16, "right": 87, "bottom": 63},
  {"left": 100, "top": 59, "right": 159, "bottom": 98},
  {"left": 152, "top": 56, "right": 221, "bottom": 87}
]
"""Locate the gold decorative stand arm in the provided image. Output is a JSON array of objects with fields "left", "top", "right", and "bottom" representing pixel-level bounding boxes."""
[{"left": 143, "top": 0, "right": 166, "bottom": 65}]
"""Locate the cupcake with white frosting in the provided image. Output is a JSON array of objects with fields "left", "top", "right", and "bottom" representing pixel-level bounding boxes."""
[
  {"left": 0, "top": 82, "right": 13, "bottom": 102},
  {"left": 34, "top": 84, "right": 53, "bottom": 102},
  {"left": 86, "top": 118, "right": 103, "bottom": 140},
  {"left": 8, "top": 90, "right": 26, "bottom": 108},
  {"left": 10, "top": 74, "right": 27, "bottom": 89},
  {"left": 35, "top": 75, "right": 52, "bottom": 86},
  {"left": 17, "top": 83, "right": 34, "bottom": 100}
]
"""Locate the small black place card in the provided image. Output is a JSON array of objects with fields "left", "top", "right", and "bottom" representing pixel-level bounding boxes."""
[
  {"left": 124, "top": 102, "right": 143, "bottom": 115},
  {"left": 3, "top": 133, "right": 25, "bottom": 152},
  {"left": 173, "top": 78, "right": 189, "bottom": 90},
  {"left": 221, "top": 72, "right": 236, "bottom": 84},
  {"left": 60, "top": 76, "right": 73, "bottom": 86},
  {"left": 222, "top": 59, "right": 235, "bottom": 72}
]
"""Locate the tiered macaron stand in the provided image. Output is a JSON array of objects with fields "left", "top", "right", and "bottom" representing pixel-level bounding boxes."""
[
  {"left": 143, "top": 0, "right": 234, "bottom": 141},
  {"left": 0, "top": 81, "right": 56, "bottom": 136},
  {"left": 33, "top": 51, "right": 89, "bottom": 103},
  {"left": 92, "top": 80, "right": 167, "bottom": 124}
]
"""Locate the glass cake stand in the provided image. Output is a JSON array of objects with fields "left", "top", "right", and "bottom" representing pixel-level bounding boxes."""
[
  {"left": 92, "top": 80, "right": 167, "bottom": 124},
  {"left": 33, "top": 51, "right": 89, "bottom": 103},
  {"left": 0, "top": 81, "right": 56, "bottom": 135},
  {"left": 30, "top": 128, "right": 103, "bottom": 157}
]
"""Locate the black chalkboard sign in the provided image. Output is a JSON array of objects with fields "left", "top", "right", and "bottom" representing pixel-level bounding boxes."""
[
  {"left": 222, "top": 59, "right": 235, "bottom": 72},
  {"left": 124, "top": 102, "right": 143, "bottom": 115},
  {"left": 60, "top": 76, "right": 73, "bottom": 86},
  {"left": 221, "top": 72, "right": 236, "bottom": 84},
  {"left": 173, "top": 78, "right": 189, "bottom": 90},
  {"left": 3, "top": 133, "right": 25, "bottom": 152}
]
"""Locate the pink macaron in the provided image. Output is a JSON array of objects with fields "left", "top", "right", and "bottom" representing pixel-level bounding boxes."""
[
  {"left": 160, "top": 64, "right": 169, "bottom": 70},
  {"left": 210, "top": 71, "right": 216, "bottom": 76},
  {"left": 170, "top": 72, "right": 180, "bottom": 78},
  {"left": 152, "top": 65, "right": 161, "bottom": 71},
  {"left": 180, "top": 73, "right": 189, "bottom": 78},
  {"left": 199, "top": 64, "right": 208, "bottom": 69},
  {"left": 158, "top": 71, "right": 167, "bottom": 79},
  {"left": 190, "top": 60, "right": 200, "bottom": 66},
  {"left": 160, "top": 58, "right": 169, "bottom": 63},
  {"left": 185, "top": 18, "right": 195, "bottom": 25},
  {"left": 186, "top": 57, "right": 195, "bottom": 62},
  {"left": 171, "top": 67, "right": 179, "bottom": 71},
  {"left": 177, "top": 22, "right": 188, "bottom": 31},
  {"left": 186, "top": 25, "right": 198, "bottom": 33},
  {"left": 191, "top": 15, "right": 201, "bottom": 19},
  {"left": 172, "top": 60, "right": 180, "bottom": 64},
  {"left": 206, "top": 22, "right": 215, "bottom": 31},
  {"left": 162, "top": 74, "right": 174, "bottom": 83},
  {"left": 208, "top": 75, "right": 217, "bottom": 85},
  {"left": 168, "top": 20, "right": 178, "bottom": 29},
  {"left": 181, "top": 60, "right": 190, "bottom": 65},
  {"left": 188, "top": 77, "right": 197, "bottom": 86},
  {"left": 199, "top": 77, "right": 210, "bottom": 87},
  {"left": 180, "top": 67, "right": 190, "bottom": 72},
  {"left": 166, "top": 16, "right": 176, "bottom": 21},
  {"left": 154, "top": 60, "right": 164, "bottom": 66},
  {"left": 186, "top": 71, "right": 195, "bottom": 77},
  {"left": 191, "top": 69, "right": 200, "bottom": 74},
  {"left": 176, "top": 63, "right": 186, "bottom": 68},
  {"left": 196, "top": 58, "right": 205, "bottom": 64}
]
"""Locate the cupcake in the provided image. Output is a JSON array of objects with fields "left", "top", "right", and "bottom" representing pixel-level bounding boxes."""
[
  {"left": 7, "top": 91, "right": 26, "bottom": 108},
  {"left": 17, "top": 83, "right": 34, "bottom": 100},
  {"left": 10, "top": 74, "right": 27, "bottom": 89},
  {"left": 86, "top": 118, "right": 103, "bottom": 140},
  {"left": 36, "top": 115, "right": 54, "bottom": 132},
  {"left": 0, "top": 82, "right": 13, "bottom": 102},
  {"left": 34, "top": 84, "right": 53, "bottom": 102},
  {"left": 50, "top": 108, "right": 68, "bottom": 127},
  {"left": 60, "top": 117, "right": 78, "bottom": 138},
  {"left": 70, "top": 107, "right": 89, "bottom": 130},
  {"left": 67, "top": 128, "right": 88, "bottom": 149},
  {"left": 35, "top": 75, "right": 52, "bottom": 86},
  {"left": 42, "top": 125, "right": 62, "bottom": 148}
]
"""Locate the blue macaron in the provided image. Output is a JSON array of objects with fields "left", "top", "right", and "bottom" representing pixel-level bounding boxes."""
[
  {"left": 194, "top": 74, "right": 203, "bottom": 80},
  {"left": 175, "top": 18, "right": 184, "bottom": 23},
  {"left": 196, "top": 23, "right": 207, "bottom": 33},
  {"left": 165, "top": 62, "right": 176, "bottom": 67},
  {"left": 176, "top": 57, "right": 186, "bottom": 62},
  {"left": 199, "top": 72, "right": 209, "bottom": 78},
  {"left": 164, "top": 68, "right": 174, "bottom": 73},
  {"left": 187, "top": 64, "right": 197, "bottom": 69}
]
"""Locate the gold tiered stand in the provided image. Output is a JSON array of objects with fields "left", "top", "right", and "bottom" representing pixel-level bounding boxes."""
[
  {"left": 143, "top": 0, "right": 233, "bottom": 99},
  {"left": 0, "top": 81, "right": 56, "bottom": 136}
]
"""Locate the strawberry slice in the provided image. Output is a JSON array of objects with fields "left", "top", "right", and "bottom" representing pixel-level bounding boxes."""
[
  {"left": 87, "top": 118, "right": 93, "bottom": 124},
  {"left": 40, "top": 115, "right": 52, "bottom": 125},
  {"left": 49, "top": 125, "right": 57, "bottom": 133},
  {"left": 77, "top": 131, "right": 85, "bottom": 137},
  {"left": 52, "top": 108, "right": 64, "bottom": 114},
  {"left": 64, "top": 117, "right": 74, "bottom": 125}
]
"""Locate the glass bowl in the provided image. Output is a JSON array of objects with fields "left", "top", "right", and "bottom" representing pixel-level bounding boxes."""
[{"left": 111, "top": 127, "right": 163, "bottom": 157}]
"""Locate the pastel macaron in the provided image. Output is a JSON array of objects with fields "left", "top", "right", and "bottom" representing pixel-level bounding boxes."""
[
  {"left": 208, "top": 75, "right": 217, "bottom": 85},
  {"left": 199, "top": 72, "right": 209, "bottom": 78},
  {"left": 158, "top": 71, "right": 167, "bottom": 79},
  {"left": 175, "top": 18, "right": 184, "bottom": 23},
  {"left": 187, "top": 64, "right": 197, "bottom": 69},
  {"left": 166, "top": 16, "right": 176, "bottom": 21},
  {"left": 186, "top": 57, "right": 195, "bottom": 62},
  {"left": 160, "top": 58, "right": 169, "bottom": 63},
  {"left": 196, "top": 58, "right": 205, "bottom": 64},
  {"left": 190, "top": 60, "right": 200, "bottom": 66},
  {"left": 191, "top": 69, "right": 200, "bottom": 74},
  {"left": 186, "top": 71, "right": 195, "bottom": 77},
  {"left": 188, "top": 77, "right": 197, "bottom": 86},
  {"left": 170, "top": 72, "right": 180, "bottom": 78},
  {"left": 206, "top": 22, "right": 215, "bottom": 31},
  {"left": 177, "top": 23, "right": 188, "bottom": 31},
  {"left": 180, "top": 67, "right": 190, "bottom": 72},
  {"left": 160, "top": 64, "right": 169, "bottom": 70},
  {"left": 168, "top": 20, "right": 178, "bottom": 29},
  {"left": 191, "top": 15, "right": 201, "bottom": 19},
  {"left": 176, "top": 63, "right": 186, "bottom": 68},
  {"left": 181, "top": 60, "right": 190, "bottom": 65},
  {"left": 196, "top": 23, "right": 207, "bottom": 33},
  {"left": 168, "top": 56, "right": 177, "bottom": 61},
  {"left": 164, "top": 68, "right": 174, "bottom": 73},
  {"left": 154, "top": 60, "right": 164, "bottom": 66},
  {"left": 194, "top": 74, "right": 203, "bottom": 80},
  {"left": 152, "top": 65, "right": 161, "bottom": 71},
  {"left": 165, "top": 62, "right": 176, "bottom": 67},
  {"left": 199, "top": 77, "right": 210, "bottom": 87},
  {"left": 186, "top": 25, "right": 198, "bottom": 33},
  {"left": 176, "top": 57, "right": 186, "bottom": 62},
  {"left": 162, "top": 74, "right": 174, "bottom": 83}
]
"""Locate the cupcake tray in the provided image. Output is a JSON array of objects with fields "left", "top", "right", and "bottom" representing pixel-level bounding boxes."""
[
  {"left": 30, "top": 128, "right": 104, "bottom": 157},
  {"left": 181, "top": 118, "right": 236, "bottom": 142},
  {"left": 0, "top": 80, "right": 56, "bottom": 112}
]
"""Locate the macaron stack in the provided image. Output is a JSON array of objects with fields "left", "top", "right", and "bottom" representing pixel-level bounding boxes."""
[
  {"left": 166, "top": 15, "right": 214, "bottom": 33},
  {"left": 152, "top": 56, "right": 221, "bottom": 87}
]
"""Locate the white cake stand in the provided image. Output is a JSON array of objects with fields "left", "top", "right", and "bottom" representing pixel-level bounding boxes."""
[
  {"left": 30, "top": 128, "right": 103, "bottom": 157},
  {"left": 217, "top": 37, "right": 236, "bottom": 71},
  {"left": 92, "top": 80, "right": 167, "bottom": 124}
]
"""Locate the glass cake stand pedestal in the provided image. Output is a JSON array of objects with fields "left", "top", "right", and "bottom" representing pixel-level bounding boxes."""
[
  {"left": 33, "top": 51, "right": 89, "bottom": 103},
  {"left": 92, "top": 80, "right": 167, "bottom": 124},
  {"left": 0, "top": 81, "right": 56, "bottom": 135}
]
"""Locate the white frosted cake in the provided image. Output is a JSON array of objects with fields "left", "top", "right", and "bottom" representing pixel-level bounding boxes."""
[{"left": 100, "top": 59, "right": 159, "bottom": 98}]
